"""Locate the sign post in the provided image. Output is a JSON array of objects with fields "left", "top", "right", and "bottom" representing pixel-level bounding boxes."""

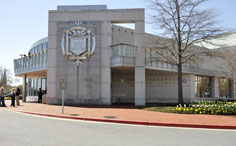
[
  {"left": 62, "top": 89, "right": 64, "bottom": 114},
  {"left": 60, "top": 79, "right": 66, "bottom": 114}
]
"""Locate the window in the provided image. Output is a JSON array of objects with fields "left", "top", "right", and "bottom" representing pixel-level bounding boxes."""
[
  {"left": 43, "top": 43, "right": 47, "bottom": 51},
  {"left": 41, "top": 52, "right": 44, "bottom": 63},
  {"left": 42, "top": 78, "right": 47, "bottom": 94},
  {"left": 37, "top": 79, "right": 41, "bottom": 90},
  {"left": 38, "top": 45, "right": 43, "bottom": 52},
  {"left": 34, "top": 55, "right": 37, "bottom": 65},
  {"left": 30, "top": 55, "right": 33, "bottom": 65},
  {"left": 38, "top": 53, "right": 41, "bottom": 64},
  {"left": 33, "top": 78, "right": 37, "bottom": 96},
  {"left": 28, "top": 78, "right": 32, "bottom": 96},
  {"left": 32, "top": 55, "right": 35, "bottom": 65},
  {"left": 195, "top": 76, "right": 212, "bottom": 98},
  {"left": 31, "top": 48, "right": 34, "bottom": 54},
  {"left": 44, "top": 50, "right": 47, "bottom": 62},
  {"left": 35, "top": 54, "right": 38, "bottom": 64},
  {"left": 219, "top": 78, "right": 232, "bottom": 98},
  {"left": 34, "top": 47, "right": 37, "bottom": 54}
]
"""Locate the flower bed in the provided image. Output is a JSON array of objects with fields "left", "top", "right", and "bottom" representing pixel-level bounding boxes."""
[{"left": 173, "top": 101, "right": 236, "bottom": 115}]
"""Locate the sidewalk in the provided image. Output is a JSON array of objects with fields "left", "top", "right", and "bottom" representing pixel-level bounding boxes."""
[{"left": 2, "top": 100, "right": 236, "bottom": 129}]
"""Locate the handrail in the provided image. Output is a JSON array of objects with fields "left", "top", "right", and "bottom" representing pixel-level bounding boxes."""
[
  {"left": 14, "top": 50, "right": 47, "bottom": 75},
  {"left": 110, "top": 44, "right": 136, "bottom": 57}
]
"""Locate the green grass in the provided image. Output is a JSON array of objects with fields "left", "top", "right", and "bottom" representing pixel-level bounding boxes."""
[{"left": 143, "top": 106, "right": 175, "bottom": 113}]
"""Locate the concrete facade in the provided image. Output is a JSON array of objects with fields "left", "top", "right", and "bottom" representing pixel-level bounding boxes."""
[
  {"left": 14, "top": 5, "right": 236, "bottom": 106},
  {"left": 146, "top": 70, "right": 195, "bottom": 104},
  {"left": 47, "top": 7, "right": 146, "bottom": 105}
]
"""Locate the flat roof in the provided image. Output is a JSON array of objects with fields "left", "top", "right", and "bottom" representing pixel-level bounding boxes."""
[{"left": 57, "top": 5, "right": 107, "bottom": 11}]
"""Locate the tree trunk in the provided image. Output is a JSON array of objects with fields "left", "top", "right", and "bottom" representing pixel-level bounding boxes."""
[
  {"left": 176, "top": 0, "right": 184, "bottom": 105},
  {"left": 178, "top": 55, "right": 184, "bottom": 105}
]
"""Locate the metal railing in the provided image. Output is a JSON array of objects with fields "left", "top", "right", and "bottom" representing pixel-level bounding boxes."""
[
  {"left": 14, "top": 50, "right": 47, "bottom": 75},
  {"left": 110, "top": 44, "right": 136, "bottom": 58}
]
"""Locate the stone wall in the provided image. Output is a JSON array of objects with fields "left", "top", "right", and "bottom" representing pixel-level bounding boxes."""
[
  {"left": 48, "top": 21, "right": 102, "bottom": 105},
  {"left": 146, "top": 70, "right": 195, "bottom": 104},
  {"left": 47, "top": 8, "right": 145, "bottom": 105}
]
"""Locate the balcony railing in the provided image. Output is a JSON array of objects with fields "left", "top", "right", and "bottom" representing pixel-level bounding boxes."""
[
  {"left": 110, "top": 44, "right": 136, "bottom": 67},
  {"left": 110, "top": 43, "right": 136, "bottom": 57},
  {"left": 14, "top": 50, "right": 47, "bottom": 75}
]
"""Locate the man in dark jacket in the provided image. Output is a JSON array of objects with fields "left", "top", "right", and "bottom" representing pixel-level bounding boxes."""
[
  {"left": 16, "top": 87, "right": 20, "bottom": 106},
  {"left": 38, "top": 88, "right": 43, "bottom": 103}
]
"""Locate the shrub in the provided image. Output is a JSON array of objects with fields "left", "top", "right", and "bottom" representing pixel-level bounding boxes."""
[{"left": 172, "top": 101, "right": 236, "bottom": 115}]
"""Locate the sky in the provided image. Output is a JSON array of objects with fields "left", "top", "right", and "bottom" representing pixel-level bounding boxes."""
[{"left": 0, "top": 0, "right": 236, "bottom": 85}]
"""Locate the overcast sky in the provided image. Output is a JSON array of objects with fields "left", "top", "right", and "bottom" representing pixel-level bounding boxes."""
[{"left": 0, "top": 0, "right": 236, "bottom": 85}]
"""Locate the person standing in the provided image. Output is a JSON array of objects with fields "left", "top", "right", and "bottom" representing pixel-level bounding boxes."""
[
  {"left": 38, "top": 88, "right": 43, "bottom": 103},
  {"left": 16, "top": 87, "right": 20, "bottom": 106},
  {"left": 0, "top": 87, "right": 6, "bottom": 107},
  {"left": 10, "top": 88, "right": 16, "bottom": 107}
]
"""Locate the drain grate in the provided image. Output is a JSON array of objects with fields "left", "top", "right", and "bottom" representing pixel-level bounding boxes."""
[
  {"left": 104, "top": 116, "right": 117, "bottom": 119},
  {"left": 70, "top": 114, "right": 80, "bottom": 116}
]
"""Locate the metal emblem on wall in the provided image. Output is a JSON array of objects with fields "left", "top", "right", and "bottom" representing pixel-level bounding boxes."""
[{"left": 61, "top": 18, "right": 96, "bottom": 66}]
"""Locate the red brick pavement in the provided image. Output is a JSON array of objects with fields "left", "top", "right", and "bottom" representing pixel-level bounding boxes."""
[{"left": 1, "top": 100, "right": 236, "bottom": 129}]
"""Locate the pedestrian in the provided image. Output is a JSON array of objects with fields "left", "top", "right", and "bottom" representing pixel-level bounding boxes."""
[
  {"left": 16, "top": 87, "right": 20, "bottom": 106},
  {"left": 10, "top": 88, "right": 16, "bottom": 107},
  {"left": 38, "top": 88, "right": 43, "bottom": 103},
  {"left": 0, "top": 87, "right": 6, "bottom": 107}
]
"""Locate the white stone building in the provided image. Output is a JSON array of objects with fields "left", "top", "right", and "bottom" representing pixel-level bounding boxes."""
[{"left": 14, "top": 5, "right": 236, "bottom": 105}]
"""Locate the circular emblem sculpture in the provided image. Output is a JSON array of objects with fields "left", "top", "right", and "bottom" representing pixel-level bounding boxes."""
[{"left": 61, "top": 18, "right": 96, "bottom": 65}]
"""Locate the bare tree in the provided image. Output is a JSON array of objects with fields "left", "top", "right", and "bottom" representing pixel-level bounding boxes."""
[
  {"left": 147, "top": 0, "right": 225, "bottom": 104},
  {"left": 0, "top": 67, "right": 13, "bottom": 87}
]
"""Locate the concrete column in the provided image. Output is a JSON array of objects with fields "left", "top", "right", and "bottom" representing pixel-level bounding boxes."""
[
  {"left": 231, "top": 79, "right": 235, "bottom": 98},
  {"left": 22, "top": 75, "right": 27, "bottom": 102},
  {"left": 188, "top": 74, "right": 195, "bottom": 103},
  {"left": 212, "top": 77, "right": 219, "bottom": 98},
  {"left": 47, "top": 18, "right": 58, "bottom": 104},
  {"left": 134, "top": 20, "right": 145, "bottom": 106},
  {"left": 100, "top": 21, "right": 112, "bottom": 105}
]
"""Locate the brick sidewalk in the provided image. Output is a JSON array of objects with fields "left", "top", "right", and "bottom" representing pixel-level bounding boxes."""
[{"left": 1, "top": 100, "right": 236, "bottom": 128}]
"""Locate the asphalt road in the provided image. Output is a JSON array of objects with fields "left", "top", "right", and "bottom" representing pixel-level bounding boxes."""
[{"left": 0, "top": 110, "right": 236, "bottom": 146}]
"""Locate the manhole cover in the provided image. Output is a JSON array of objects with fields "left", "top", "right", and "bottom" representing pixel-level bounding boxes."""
[
  {"left": 104, "top": 116, "right": 117, "bottom": 119},
  {"left": 70, "top": 114, "right": 80, "bottom": 116}
]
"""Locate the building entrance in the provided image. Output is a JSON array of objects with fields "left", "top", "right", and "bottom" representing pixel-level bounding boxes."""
[{"left": 111, "top": 68, "right": 134, "bottom": 104}]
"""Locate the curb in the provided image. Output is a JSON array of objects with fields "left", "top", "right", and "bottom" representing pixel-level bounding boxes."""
[{"left": 13, "top": 110, "right": 236, "bottom": 130}]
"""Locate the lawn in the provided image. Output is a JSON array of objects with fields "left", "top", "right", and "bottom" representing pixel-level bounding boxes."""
[{"left": 143, "top": 106, "right": 174, "bottom": 113}]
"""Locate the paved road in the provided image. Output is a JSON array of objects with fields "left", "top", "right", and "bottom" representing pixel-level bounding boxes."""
[{"left": 0, "top": 110, "right": 236, "bottom": 146}]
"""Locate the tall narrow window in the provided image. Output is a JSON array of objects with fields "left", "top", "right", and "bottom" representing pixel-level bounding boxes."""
[
  {"left": 219, "top": 78, "right": 232, "bottom": 98},
  {"left": 195, "top": 76, "right": 212, "bottom": 98}
]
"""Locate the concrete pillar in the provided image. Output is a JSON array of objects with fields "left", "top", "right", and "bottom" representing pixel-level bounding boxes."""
[
  {"left": 47, "top": 19, "right": 58, "bottom": 104},
  {"left": 134, "top": 20, "right": 145, "bottom": 106},
  {"left": 100, "top": 21, "right": 111, "bottom": 105},
  {"left": 188, "top": 75, "right": 195, "bottom": 103},
  {"left": 212, "top": 77, "right": 219, "bottom": 98},
  {"left": 22, "top": 75, "right": 27, "bottom": 102},
  {"left": 231, "top": 79, "right": 235, "bottom": 98}
]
